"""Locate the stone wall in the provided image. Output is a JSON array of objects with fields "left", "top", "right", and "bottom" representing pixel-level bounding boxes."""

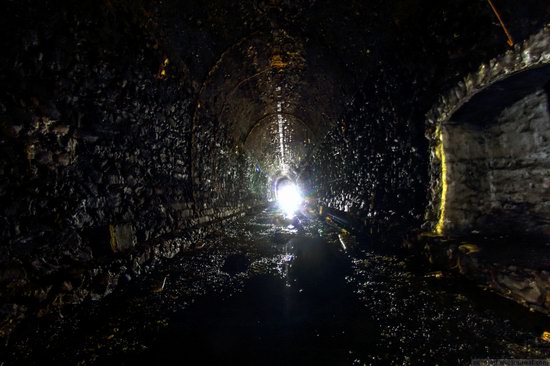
[
  {"left": 443, "top": 122, "right": 491, "bottom": 234},
  {"left": 486, "top": 91, "right": 550, "bottom": 236},
  {"left": 444, "top": 91, "right": 550, "bottom": 237},
  {"left": 298, "top": 69, "right": 427, "bottom": 241},
  {"left": 0, "top": 0, "right": 266, "bottom": 337}
]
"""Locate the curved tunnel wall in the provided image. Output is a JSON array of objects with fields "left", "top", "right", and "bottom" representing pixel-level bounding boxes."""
[
  {"left": 0, "top": 0, "right": 267, "bottom": 334},
  {"left": 299, "top": 67, "right": 427, "bottom": 239},
  {"left": 191, "top": 30, "right": 353, "bottom": 184}
]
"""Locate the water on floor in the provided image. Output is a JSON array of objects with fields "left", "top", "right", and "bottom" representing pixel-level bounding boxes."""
[{"left": 2, "top": 206, "right": 549, "bottom": 365}]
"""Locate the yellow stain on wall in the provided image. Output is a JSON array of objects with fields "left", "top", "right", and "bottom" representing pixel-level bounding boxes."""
[
  {"left": 157, "top": 57, "right": 170, "bottom": 79},
  {"left": 426, "top": 271, "right": 444, "bottom": 279},
  {"left": 270, "top": 54, "right": 287, "bottom": 69},
  {"left": 458, "top": 243, "right": 481, "bottom": 255},
  {"left": 435, "top": 125, "right": 447, "bottom": 235},
  {"left": 109, "top": 224, "right": 118, "bottom": 253}
]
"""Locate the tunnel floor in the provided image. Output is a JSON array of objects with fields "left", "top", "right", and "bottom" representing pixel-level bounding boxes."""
[{"left": 3, "top": 206, "right": 550, "bottom": 365}]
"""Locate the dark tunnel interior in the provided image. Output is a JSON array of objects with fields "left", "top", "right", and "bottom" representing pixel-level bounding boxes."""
[{"left": 1, "top": 0, "right": 550, "bottom": 364}]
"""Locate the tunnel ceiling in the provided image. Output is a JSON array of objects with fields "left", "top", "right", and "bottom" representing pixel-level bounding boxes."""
[
  {"left": 172, "top": 0, "right": 549, "bottom": 180},
  {"left": 194, "top": 30, "right": 354, "bottom": 174},
  {"left": 163, "top": 0, "right": 398, "bottom": 178}
]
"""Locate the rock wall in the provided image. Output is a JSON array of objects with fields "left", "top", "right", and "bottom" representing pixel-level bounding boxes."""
[
  {"left": 193, "top": 109, "right": 268, "bottom": 212},
  {"left": 444, "top": 91, "right": 550, "bottom": 237},
  {"left": 299, "top": 69, "right": 427, "bottom": 240},
  {"left": 0, "top": 0, "right": 265, "bottom": 337}
]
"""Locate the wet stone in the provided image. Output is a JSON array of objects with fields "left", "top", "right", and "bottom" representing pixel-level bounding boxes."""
[
  {"left": 2, "top": 207, "right": 548, "bottom": 365},
  {"left": 110, "top": 224, "right": 137, "bottom": 253}
]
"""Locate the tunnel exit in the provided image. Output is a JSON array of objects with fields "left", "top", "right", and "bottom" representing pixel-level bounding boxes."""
[{"left": 275, "top": 177, "right": 304, "bottom": 218}]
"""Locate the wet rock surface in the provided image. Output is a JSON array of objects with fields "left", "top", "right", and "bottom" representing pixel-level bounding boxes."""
[
  {"left": 299, "top": 68, "right": 427, "bottom": 241},
  {"left": 411, "top": 232, "right": 550, "bottom": 316},
  {"left": 2, "top": 207, "right": 548, "bottom": 365},
  {"left": 443, "top": 89, "right": 550, "bottom": 237},
  {"left": 0, "top": 0, "right": 266, "bottom": 335}
]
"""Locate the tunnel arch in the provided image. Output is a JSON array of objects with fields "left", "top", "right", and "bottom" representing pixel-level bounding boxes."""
[
  {"left": 243, "top": 112, "right": 315, "bottom": 172},
  {"left": 190, "top": 27, "right": 354, "bottom": 209},
  {"left": 243, "top": 112, "right": 315, "bottom": 144},
  {"left": 426, "top": 27, "right": 550, "bottom": 238},
  {"left": 274, "top": 175, "right": 292, "bottom": 197},
  {"left": 191, "top": 29, "right": 352, "bottom": 141}
]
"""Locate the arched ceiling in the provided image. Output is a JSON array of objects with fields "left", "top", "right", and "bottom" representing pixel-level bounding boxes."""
[{"left": 194, "top": 29, "right": 354, "bottom": 175}]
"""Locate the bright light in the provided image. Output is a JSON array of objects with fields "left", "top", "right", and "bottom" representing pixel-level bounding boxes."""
[{"left": 277, "top": 182, "right": 303, "bottom": 217}]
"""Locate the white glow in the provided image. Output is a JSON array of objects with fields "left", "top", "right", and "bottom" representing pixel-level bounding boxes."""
[{"left": 277, "top": 183, "right": 303, "bottom": 217}]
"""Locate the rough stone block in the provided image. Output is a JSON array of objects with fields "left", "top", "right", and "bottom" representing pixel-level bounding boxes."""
[{"left": 109, "top": 224, "right": 137, "bottom": 253}]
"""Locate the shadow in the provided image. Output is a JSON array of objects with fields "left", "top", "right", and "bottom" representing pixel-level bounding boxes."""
[{"left": 544, "top": 79, "right": 550, "bottom": 115}]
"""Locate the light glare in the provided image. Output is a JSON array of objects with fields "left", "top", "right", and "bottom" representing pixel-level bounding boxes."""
[{"left": 277, "top": 183, "right": 303, "bottom": 217}]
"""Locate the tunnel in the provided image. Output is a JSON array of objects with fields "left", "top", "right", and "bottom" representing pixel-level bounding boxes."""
[{"left": 1, "top": 0, "right": 550, "bottom": 364}]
